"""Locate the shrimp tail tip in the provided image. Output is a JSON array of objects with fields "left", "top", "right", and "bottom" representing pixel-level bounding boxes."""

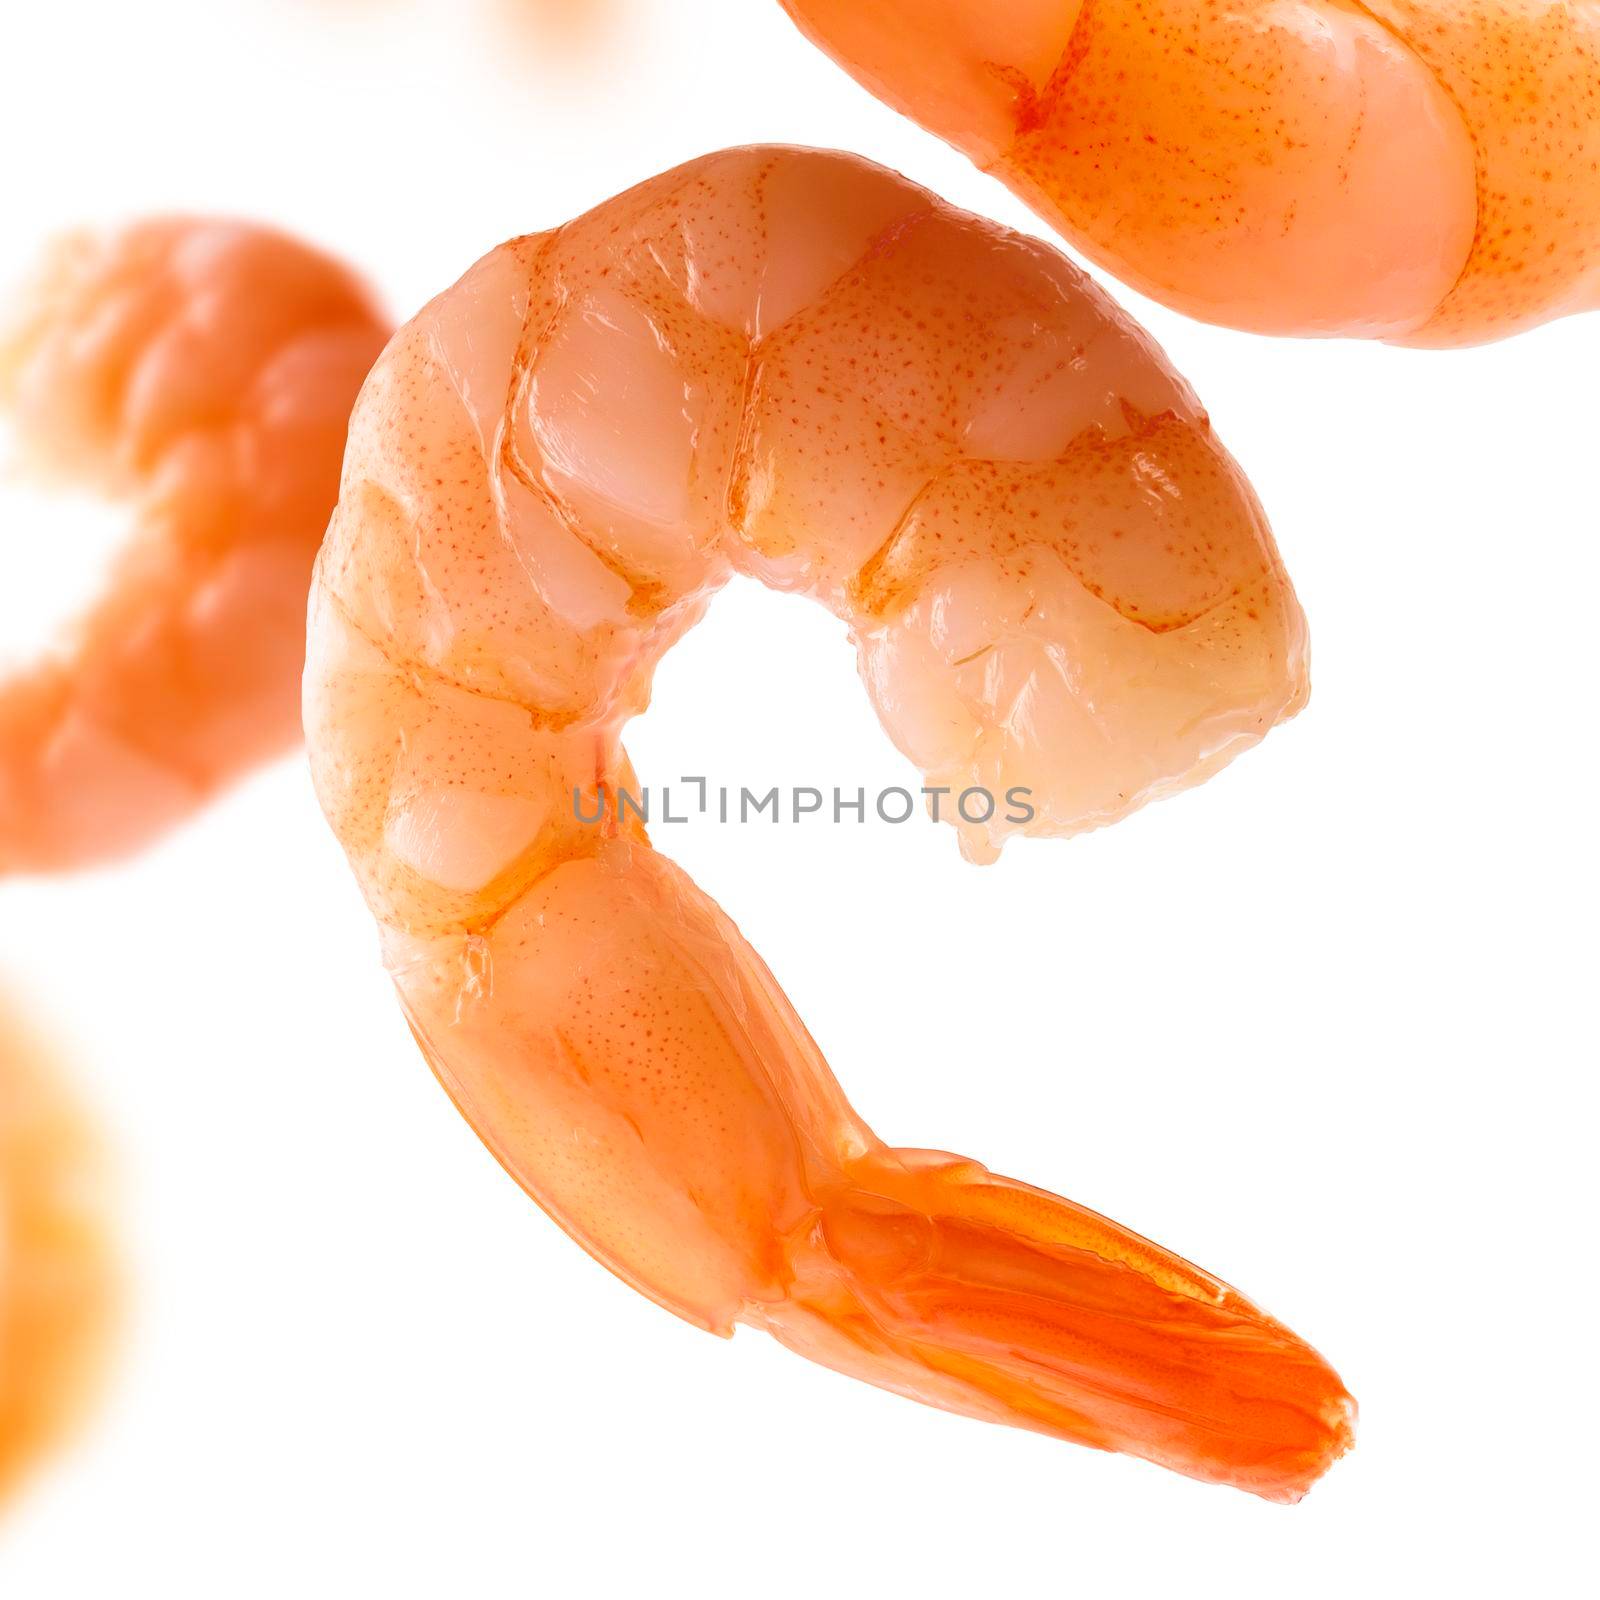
[{"left": 763, "top": 1146, "right": 1356, "bottom": 1502}]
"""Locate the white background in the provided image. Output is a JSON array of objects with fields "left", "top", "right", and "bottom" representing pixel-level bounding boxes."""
[{"left": 1, "top": 1, "right": 1595, "bottom": 1593}]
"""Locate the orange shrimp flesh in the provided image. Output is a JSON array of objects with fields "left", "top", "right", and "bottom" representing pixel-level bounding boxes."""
[
  {"left": 0, "top": 219, "right": 389, "bottom": 873},
  {"left": 0, "top": 993, "right": 113, "bottom": 1503},
  {"left": 305, "top": 147, "right": 1350, "bottom": 1499},
  {"left": 778, "top": 0, "right": 1600, "bottom": 345}
]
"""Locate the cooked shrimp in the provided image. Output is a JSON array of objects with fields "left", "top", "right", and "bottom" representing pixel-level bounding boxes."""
[
  {"left": 499, "top": 0, "right": 621, "bottom": 45},
  {"left": 0, "top": 991, "right": 113, "bottom": 1503},
  {"left": 0, "top": 218, "right": 389, "bottom": 873},
  {"left": 778, "top": 0, "right": 1600, "bottom": 345},
  {"left": 305, "top": 147, "right": 1348, "bottom": 1499}
]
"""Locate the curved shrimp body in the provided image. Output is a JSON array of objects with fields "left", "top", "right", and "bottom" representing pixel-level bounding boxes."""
[
  {"left": 779, "top": 0, "right": 1600, "bottom": 345},
  {"left": 0, "top": 994, "right": 112, "bottom": 1503},
  {"left": 0, "top": 219, "right": 389, "bottom": 873},
  {"left": 306, "top": 147, "right": 1347, "bottom": 1498}
]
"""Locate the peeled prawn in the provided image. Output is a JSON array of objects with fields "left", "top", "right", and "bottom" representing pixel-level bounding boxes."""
[
  {"left": 0, "top": 991, "right": 112, "bottom": 1503},
  {"left": 0, "top": 218, "right": 388, "bottom": 872},
  {"left": 779, "top": 0, "right": 1600, "bottom": 345},
  {"left": 305, "top": 146, "right": 1349, "bottom": 1499}
]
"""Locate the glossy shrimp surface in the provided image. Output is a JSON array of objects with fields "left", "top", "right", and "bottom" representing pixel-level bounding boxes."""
[
  {"left": 780, "top": 0, "right": 1600, "bottom": 345},
  {"left": 0, "top": 219, "right": 389, "bottom": 873},
  {"left": 306, "top": 147, "right": 1349, "bottom": 1499},
  {"left": 0, "top": 993, "right": 112, "bottom": 1503}
]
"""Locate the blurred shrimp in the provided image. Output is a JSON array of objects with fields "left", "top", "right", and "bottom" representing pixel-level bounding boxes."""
[
  {"left": 778, "top": 0, "right": 1600, "bottom": 345},
  {"left": 497, "top": 0, "right": 622, "bottom": 48},
  {"left": 0, "top": 219, "right": 389, "bottom": 873},
  {"left": 0, "top": 990, "right": 113, "bottom": 1504},
  {"left": 315, "top": 0, "right": 629, "bottom": 57},
  {"left": 306, "top": 147, "right": 1350, "bottom": 1499}
]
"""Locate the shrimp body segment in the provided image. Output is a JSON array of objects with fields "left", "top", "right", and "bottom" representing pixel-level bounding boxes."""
[
  {"left": 0, "top": 219, "right": 389, "bottom": 873},
  {"left": 779, "top": 0, "right": 1600, "bottom": 345},
  {"left": 306, "top": 148, "right": 1348, "bottom": 1499},
  {"left": 0, "top": 995, "right": 113, "bottom": 1503}
]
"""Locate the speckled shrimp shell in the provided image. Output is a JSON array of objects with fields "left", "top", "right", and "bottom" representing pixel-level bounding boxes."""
[
  {"left": 0, "top": 218, "right": 389, "bottom": 872},
  {"left": 306, "top": 147, "right": 1350, "bottom": 1499},
  {"left": 780, "top": 0, "right": 1600, "bottom": 345}
]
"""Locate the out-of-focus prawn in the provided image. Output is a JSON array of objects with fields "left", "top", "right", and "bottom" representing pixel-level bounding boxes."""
[
  {"left": 306, "top": 146, "right": 1350, "bottom": 1499},
  {"left": 0, "top": 219, "right": 389, "bottom": 873},
  {"left": 323, "top": 0, "right": 629, "bottom": 55},
  {"left": 778, "top": 0, "right": 1600, "bottom": 345},
  {"left": 0, "top": 990, "right": 113, "bottom": 1504},
  {"left": 497, "top": 0, "right": 623, "bottom": 47}
]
